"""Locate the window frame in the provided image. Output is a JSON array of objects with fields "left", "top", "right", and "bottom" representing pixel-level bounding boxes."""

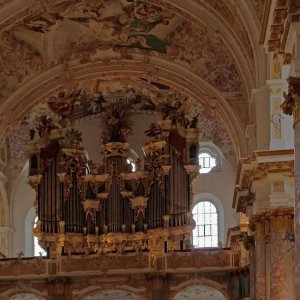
[
  {"left": 198, "top": 150, "right": 217, "bottom": 174},
  {"left": 192, "top": 194, "right": 225, "bottom": 248},
  {"left": 192, "top": 200, "right": 219, "bottom": 248}
]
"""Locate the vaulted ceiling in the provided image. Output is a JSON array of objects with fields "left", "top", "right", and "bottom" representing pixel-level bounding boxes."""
[{"left": 0, "top": 0, "right": 266, "bottom": 171}]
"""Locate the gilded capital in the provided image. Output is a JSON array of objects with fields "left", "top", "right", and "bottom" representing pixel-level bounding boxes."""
[{"left": 281, "top": 76, "right": 300, "bottom": 122}]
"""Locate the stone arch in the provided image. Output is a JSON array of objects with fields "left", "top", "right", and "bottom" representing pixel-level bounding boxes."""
[
  {"left": 9, "top": 161, "right": 36, "bottom": 256},
  {"left": 0, "top": 53, "right": 247, "bottom": 160},
  {"left": 0, "top": 287, "right": 46, "bottom": 300},
  {"left": 172, "top": 284, "right": 226, "bottom": 300},
  {"left": 170, "top": 279, "right": 229, "bottom": 300},
  {"left": 74, "top": 285, "right": 145, "bottom": 300}
]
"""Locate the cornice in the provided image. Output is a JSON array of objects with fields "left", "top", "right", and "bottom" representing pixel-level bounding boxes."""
[{"left": 233, "top": 149, "right": 294, "bottom": 211}]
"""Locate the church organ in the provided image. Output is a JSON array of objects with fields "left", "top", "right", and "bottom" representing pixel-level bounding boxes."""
[{"left": 28, "top": 103, "right": 200, "bottom": 257}]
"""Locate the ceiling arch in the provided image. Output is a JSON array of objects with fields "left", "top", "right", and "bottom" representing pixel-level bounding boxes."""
[
  {"left": 0, "top": 51, "right": 247, "bottom": 162},
  {"left": 0, "top": 0, "right": 260, "bottom": 94},
  {"left": 0, "top": 0, "right": 265, "bottom": 166}
]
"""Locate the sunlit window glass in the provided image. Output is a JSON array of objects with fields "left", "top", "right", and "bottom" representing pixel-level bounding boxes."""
[
  {"left": 199, "top": 152, "right": 216, "bottom": 174},
  {"left": 192, "top": 201, "right": 218, "bottom": 247},
  {"left": 33, "top": 216, "right": 47, "bottom": 257}
]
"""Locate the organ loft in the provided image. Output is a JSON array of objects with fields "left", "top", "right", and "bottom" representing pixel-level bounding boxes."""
[
  {"left": 2, "top": 0, "right": 296, "bottom": 299},
  {"left": 27, "top": 102, "right": 200, "bottom": 257}
]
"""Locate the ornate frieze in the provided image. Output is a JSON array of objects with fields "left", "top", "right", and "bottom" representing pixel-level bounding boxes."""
[
  {"left": 250, "top": 207, "right": 294, "bottom": 235},
  {"left": 260, "top": 0, "right": 300, "bottom": 52}
]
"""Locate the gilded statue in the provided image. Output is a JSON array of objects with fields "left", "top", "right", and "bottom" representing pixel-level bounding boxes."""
[{"left": 281, "top": 77, "right": 300, "bottom": 121}]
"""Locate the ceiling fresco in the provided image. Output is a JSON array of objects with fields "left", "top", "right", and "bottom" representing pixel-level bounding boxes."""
[
  {"left": 0, "top": 0, "right": 264, "bottom": 182},
  {"left": 0, "top": 1, "right": 251, "bottom": 120}
]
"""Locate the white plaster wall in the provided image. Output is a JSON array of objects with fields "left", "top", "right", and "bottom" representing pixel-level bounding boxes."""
[
  {"left": 192, "top": 155, "right": 238, "bottom": 244},
  {"left": 10, "top": 163, "right": 35, "bottom": 257}
]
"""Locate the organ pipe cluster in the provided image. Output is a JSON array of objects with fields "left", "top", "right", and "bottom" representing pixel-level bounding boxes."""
[{"left": 28, "top": 104, "right": 200, "bottom": 257}]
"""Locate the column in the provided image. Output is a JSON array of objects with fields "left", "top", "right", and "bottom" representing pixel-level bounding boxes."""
[
  {"left": 268, "top": 209, "right": 293, "bottom": 300},
  {"left": 281, "top": 76, "right": 300, "bottom": 297},
  {"left": 254, "top": 221, "right": 266, "bottom": 300}
]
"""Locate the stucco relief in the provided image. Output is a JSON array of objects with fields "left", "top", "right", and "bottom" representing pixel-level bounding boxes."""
[
  {"left": 5, "top": 76, "right": 237, "bottom": 184},
  {"left": 6, "top": 118, "right": 32, "bottom": 182},
  {"left": 0, "top": 31, "right": 44, "bottom": 100},
  {"left": 44, "top": 80, "right": 237, "bottom": 166}
]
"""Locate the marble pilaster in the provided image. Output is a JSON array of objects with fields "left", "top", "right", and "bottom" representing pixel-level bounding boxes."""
[
  {"left": 269, "top": 213, "right": 292, "bottom": 300},
  {"left": 254, "top": 222, "right": 266, "bottom": 300}
]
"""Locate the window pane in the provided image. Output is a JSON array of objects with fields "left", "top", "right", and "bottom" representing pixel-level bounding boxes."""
[
  {"left": 198, "top": 237, "right": 204, "bottom": 247},
  {"left": 211, "top": 213, "right": 218, "bottom": 224},
  {"left": 204, "top": 236, "right": 211, "bottom": 247},
  {"left": 205, "top": 225, "right": 211, "bottom": 235},
  {"left": 199, "top": 152, "right": 217, "bottom": 174},
  {"left": 198, "top": 225, "right": 204, "bottom": 236},
  {"left": 212, "top": 236, "right": 218, "bottom": 247},
  {"left": 205, "top": 213, "right": 211, "bottom": 223},
  {"left": 198, "top": 213, "right": 204, "bottom": 223},
  {"left": 204, "top": 201, "right": 210, "bottom": 212},
  {"left": 193, "top": 236, "right": 199, "bottom": 246},
  {"left": 212, "top": 224, "right": 218, "bottom": 235}
]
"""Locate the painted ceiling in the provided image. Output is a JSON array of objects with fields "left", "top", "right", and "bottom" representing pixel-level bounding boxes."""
[{"left": 0, "top": 0, "right": 265, "bottom": 177}]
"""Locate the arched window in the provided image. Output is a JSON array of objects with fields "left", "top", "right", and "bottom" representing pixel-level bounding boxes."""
[
  {"left": 198, "top": 151, "right": 217, "bottom": 174},
  {"left": 192, "top": 201, "right": 218, "bottom": 248},
  {"left": 33, "top": 217, "right": 47, "bottom": 257}
]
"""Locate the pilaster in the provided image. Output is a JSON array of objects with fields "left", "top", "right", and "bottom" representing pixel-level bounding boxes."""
[
  {"left": 267, "top": 209, "right": 293, "bottom": 300},
  {"left": 281, "top": 75, "right": 300, "bottom": 298},
  {"left": 253, "top": 220, "right": 266, "bottom": 300},
  {"left": 250, "top": 208, "right": 293, "bottom": 300}
]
